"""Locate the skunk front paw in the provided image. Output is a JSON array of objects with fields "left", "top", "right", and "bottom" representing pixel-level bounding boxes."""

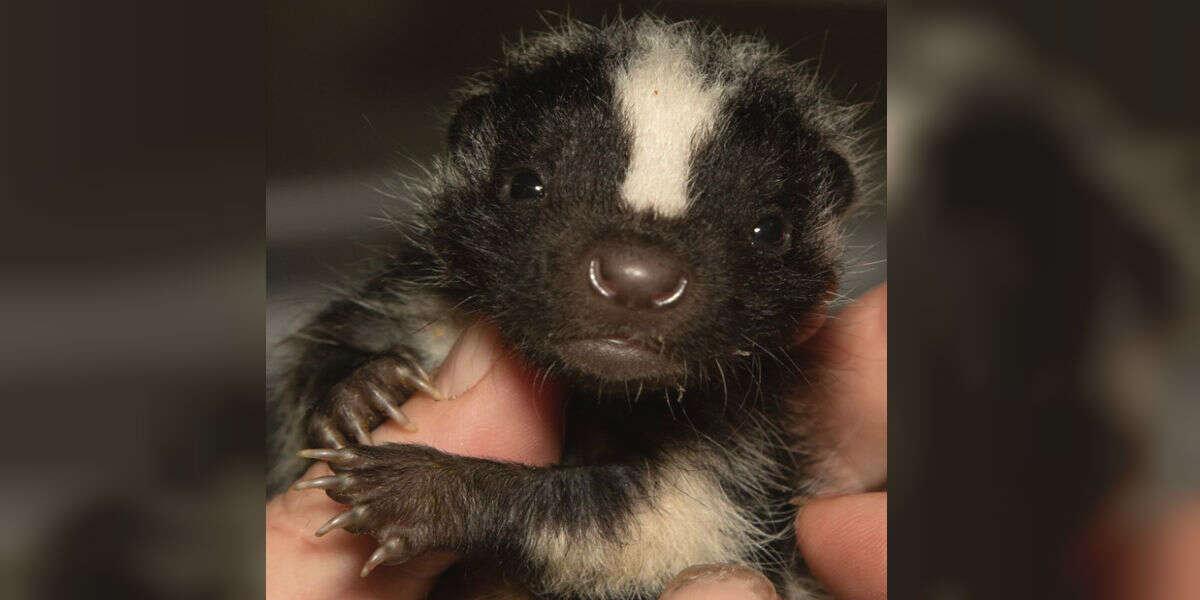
[
  {"left": 292, "top": 444, "right": 467, "bottom": 577},
  {"left": 307, "top": 353, "right": 442, "bottom": 447}
]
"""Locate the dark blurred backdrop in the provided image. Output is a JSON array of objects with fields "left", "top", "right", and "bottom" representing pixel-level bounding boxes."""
[
  {"left": 3, "top": 2, "right": 263, "bottom": 597},
  {"left": 889, "top": 3, "right": 1198, "bottom": 599}
]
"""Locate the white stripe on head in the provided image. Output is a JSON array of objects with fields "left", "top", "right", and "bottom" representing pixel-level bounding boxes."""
[{"left": 614, "top": 30, "right": 726, "bottom": 218}]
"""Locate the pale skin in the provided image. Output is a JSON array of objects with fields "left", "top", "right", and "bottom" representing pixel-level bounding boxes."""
[{"left": 266, "top": 284, "right": 888, "bottom": 600}]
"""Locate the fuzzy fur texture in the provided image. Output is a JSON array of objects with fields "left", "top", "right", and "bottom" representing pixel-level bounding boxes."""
[
  {"left": 269, "top": 16, "right": 870, "bottom": 600},
  {"left": 614, "top": 27, "right": 725, "bottom": 217}
]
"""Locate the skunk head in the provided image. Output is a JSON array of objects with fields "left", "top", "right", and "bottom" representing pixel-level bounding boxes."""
[{"left": 427, "top": 18, "right": 864, "bottom": 388}]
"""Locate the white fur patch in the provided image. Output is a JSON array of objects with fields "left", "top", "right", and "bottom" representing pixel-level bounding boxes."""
[
  {"left": 526, "top": 456, "right": 761, "bottom": 599},
  {"left": 614, "top": 31, "right": 726, "bottom": 217}
]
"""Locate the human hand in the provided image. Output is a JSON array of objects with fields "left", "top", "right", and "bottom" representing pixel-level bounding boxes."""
[
  {"left": 266, "top": 284, "right": 887, "bottom": 600},
  {"left": 793, "top": 283, "right": 886, "bottom": 600},
  {"left": 265, "top": 323, "right": 564, "bottom": 599},
  {"left": 659, "top": 284, "right": 887, "bottom": 600}
]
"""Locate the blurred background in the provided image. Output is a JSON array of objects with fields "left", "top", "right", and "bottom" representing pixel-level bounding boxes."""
[
  {"left": 3, "top": 2, "right": 264, "bottom": 598},
  {"left": 888, "top": 3, "right": 1198, "bottom": 599}
]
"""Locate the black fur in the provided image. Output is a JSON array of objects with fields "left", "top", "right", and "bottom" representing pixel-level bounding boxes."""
[{"left": 269, "top": 17, "right": 867, "bottom": 600}]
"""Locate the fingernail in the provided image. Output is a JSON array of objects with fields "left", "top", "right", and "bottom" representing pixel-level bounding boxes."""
[
  {"left": 433, "top": 322, "right": 503, "bottom": 399},
  {"left": 660, "top": 564, "right": 779, "bottom": 600}
]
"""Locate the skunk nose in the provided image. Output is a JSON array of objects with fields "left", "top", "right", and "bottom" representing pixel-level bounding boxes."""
[{"left": 587, "top": 244, "right": 689, "bottom": 309}]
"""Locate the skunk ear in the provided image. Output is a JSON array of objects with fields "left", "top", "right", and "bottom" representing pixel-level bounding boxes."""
[
  {"left": 822, "top": 149, "right": 858, "bottom": 217},
  {"left": 446, "top": 93, "right": 495, "bottom": 156}
]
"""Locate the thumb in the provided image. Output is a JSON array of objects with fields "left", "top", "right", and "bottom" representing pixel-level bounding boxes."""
[
  {"left": 795, "top": 492, "right": 887, "bottom": 600},
  {"left": 267, "top": 321, "right": 564, "bottom": 599},
  {"left": 659, "top": 564, "right": 780, "bottom": 600},
  {"left": 374, "top": 320, "right": 564, "bottom": 463}
]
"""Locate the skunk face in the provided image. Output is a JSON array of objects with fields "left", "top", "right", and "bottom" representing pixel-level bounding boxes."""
[{"left": 429, "top": 21, "right": 859, "bottom": 387}]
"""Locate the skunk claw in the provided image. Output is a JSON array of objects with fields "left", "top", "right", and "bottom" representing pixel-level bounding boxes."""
[
  {"left": 411, "top": 376, "right": 444, "bottom": 402},
  {"left": 315, "top": 506, "right": 366, "bottom": 537},
  {"left": 310, "top": 416, "right": 347, "bottom": 449},
  {"left": 297, "top": 448, "right": 355, "bottom": 463},
  {"left": 367, "top": 382, "right": 416, "bottom": 431},
  {"left": 360, "top": 538, "right": 406, "bottom": 577},
  {"left": 346, "top": 416, "right": 373, "bottom": 446},
  {"left": 292, "top": 475, "right": 345, "bottom": 491},
  {"left": 388, "top": 360, "right": 443, "bottom": 401}
]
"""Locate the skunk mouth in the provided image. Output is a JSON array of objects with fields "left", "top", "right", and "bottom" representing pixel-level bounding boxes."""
[{"left": 555, "top": 336, "right": 683, "bottom": 381}]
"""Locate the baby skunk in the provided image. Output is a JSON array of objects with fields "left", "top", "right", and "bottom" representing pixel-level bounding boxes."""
[{"left": 269, "top": 16, "right": 867, "bottom": 600}]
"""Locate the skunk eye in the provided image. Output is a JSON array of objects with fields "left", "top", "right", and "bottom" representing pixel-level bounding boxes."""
[
  {"left": 750, "top": 213, "right": 792, "bottom": 250},
  {"left": 508, "top": 170, "right": 546, "bottom": 200}
]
